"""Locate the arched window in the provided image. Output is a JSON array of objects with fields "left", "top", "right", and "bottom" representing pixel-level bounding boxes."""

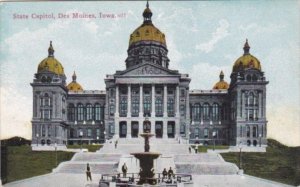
[
  {"left": 194, "top": 104, "right": 201, "bottom": 121},
  {"left": 155, "top": 98, "right": 163, "bottom": 116},
  {"left": 109, "top": 104, "right": 114, "bottom": 116},
  {"left": 203, "top": 103, "right": 210, "bottom": 120},
  {"left": 249, "top": 92, "right": 254, "bottom": 106},
  {"left": 77, "top": 104, "right": 84, "bottom": 121},
  {"left": 252, "top": 75, "right": 258, "bottom": 82},
  {"left": 167, "top": 98, "right": 174, "bottom": 116},
  {"left": 42, "top": 125, "right": 46, "bottom": 137},
  {"left": 180, "top": 124, "right": 185, "bottom": 134},
  {"left": 48, "top": 125, "right": 51, "bottom": 137},
  {"left": 86, "top": 104, "right": 93, "bottom": 121},
  {"left": 212, "top": 103, "right": 219, "bottom": 121},
  {"left": 67, "top": 104, "right": 76, "bottom": 121},
  {"left": 95, "top": 104, "right": 101, "bottom": 121}
]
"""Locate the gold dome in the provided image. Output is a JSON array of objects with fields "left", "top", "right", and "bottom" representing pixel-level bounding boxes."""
[
  {"left": 67, "top": 71, "right": 83, "bottom": 91},
  {"left": 37, "top": 41, "right": 65, "bottom": 75},
  {"left": 129, "top": 25, "right": 166, "bottom": 46},
  {"left": 213, "top": 71, "right": 229, "bottom": 90},
  {"left": 233, "top": 39, "right": 261, "bottom": 72},
  {"left": 129, "top": 1, "right": 166, "bottom": 47}
]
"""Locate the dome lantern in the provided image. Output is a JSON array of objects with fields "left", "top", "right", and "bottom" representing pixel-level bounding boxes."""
[
  {"left": 48, "top": 41, "right": 54, "bottom": 57},
  {"left": 72, "top": 71, "right": 77, "bottom": 82},
  {"left": 143, "top": 0, "right": 152, "bottom": 24},
  {"left": 243, "top": 39, "right": 250, "bottom": 55}
]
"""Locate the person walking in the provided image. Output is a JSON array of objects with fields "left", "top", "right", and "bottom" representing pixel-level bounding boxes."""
[
  {"left": 122, "top": 163, "right": 128, "bottom": 177},
  {"left": 188, "top": 146, "right": 191, "bottom": 153},
  {"left": 86, "top": 163, "right": 92, "bottom": 181}
]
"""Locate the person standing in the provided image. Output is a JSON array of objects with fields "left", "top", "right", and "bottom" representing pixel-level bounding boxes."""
[
  {"left": 162, "top": 168, "right": 168, "bottom": 179},
  {"left": 86, "top": 163, "right": 92, "bottom": 181},
  {"left": 188, "top": 146, "right": 191, "bottom": 153},
  {"left": 122, "top": 163, "right": 128, "bottom": 177},
  {"left": 167, "top": 167, "right": 174, "bottom": 179}
]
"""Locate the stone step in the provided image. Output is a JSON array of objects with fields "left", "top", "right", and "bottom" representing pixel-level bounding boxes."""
[
  {"left": 174, "top": 153, "right": 223, "bottom": 163},
  {"left": 175, "top": 162, "right": 239, "bottom": 175},
  {"left": 56, "top": 162, "right": 118, "bottom": 174},
  {"left": 72, "top": 152, "right": 121, "bottom": 162}
]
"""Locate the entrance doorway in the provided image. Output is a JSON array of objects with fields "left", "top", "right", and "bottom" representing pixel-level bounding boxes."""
[
  {"left": 143, "top": 120, "right": 151, "bottom": 133},
  {"left": 131, "top": 122, "right": 139, "bottom": 138},
  {"left": 155, "top": 121, "right": 163, "bottom": 138},
  {"left": 167, "top": 121, "right": 175, "bottom": 138},
  {"left": 119, "top": 122, "right": 127, "bottom": 138}
]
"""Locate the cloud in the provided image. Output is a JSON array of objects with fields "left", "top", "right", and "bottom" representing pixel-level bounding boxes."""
[
  {"left": 0, "top": 86, "right": 32, "bottom": 139},
  {"left": 267, "top": 105, "right": 300, "bottom": 147},
  {"left": 238, "top": 23, "right": 285, "bottom": 35},
  {"left": 196, "top": 19, "right": 230, "bottom": 53}
]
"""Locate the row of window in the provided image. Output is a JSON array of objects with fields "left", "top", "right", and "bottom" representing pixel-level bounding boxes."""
[
  {"left": 191, "top": 103, "right": 228, "bottom": 121},
  {"left": 68, "top": 104, "right": 104, "bottom": 121},
  {"left": 114, "top": 97, "right": 176, "bottom": 117},
  {"left": 69, "top": 128, "right": 101, "bottom": 138},
  {"left": 190, "top": 128, "right": 225, "bottom": 139}
]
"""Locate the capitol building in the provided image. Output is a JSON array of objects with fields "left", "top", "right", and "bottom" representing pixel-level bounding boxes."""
[{"left": 31, "top": 2, "right": 268, "bottom": 148}]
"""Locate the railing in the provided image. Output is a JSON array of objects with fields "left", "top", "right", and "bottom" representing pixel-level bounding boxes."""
[{"left": 99, "top": 173, "right": 193, "bottom": 186}]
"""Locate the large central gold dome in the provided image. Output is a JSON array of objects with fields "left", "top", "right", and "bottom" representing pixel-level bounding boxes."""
[
  {"left": 37, "top": 41, "right": 64, "bottom": 75},
  {"left": 232, "top": 39, "right": 261, "bottom": 72},
  {"left": 129, "top": 2, "right": 166, "bottom": 47}
]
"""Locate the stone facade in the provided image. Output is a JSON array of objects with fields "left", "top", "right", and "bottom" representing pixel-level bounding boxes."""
[{"left": 31, "top": 4, "right": 268, "bottom": 147}]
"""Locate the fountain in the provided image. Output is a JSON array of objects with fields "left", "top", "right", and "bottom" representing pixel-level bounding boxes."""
[{"left": 130, "top": 118, "right": 161, "bottom": 185}]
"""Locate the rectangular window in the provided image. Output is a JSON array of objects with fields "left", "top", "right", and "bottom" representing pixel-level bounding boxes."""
[
  {"left": 155, "top": 97, "right": 163, "bottom": 117},
  {"left": 180, "top": 124, "right": 185, "bottom": 134},
  {"left": 87, "top": 129, "right": 92, "bottom": 137},
  {"left": 96, "top": 129, "right": 100, "bottom": 137},
  {"left": 110, "top": 105, "right": 114, "bottom": 116},
  {"left": 204, "top": 129, "right": 208, "bottom": 138},
  {"left": 167, "top": 98, "right": 174, "bottom": 117},
  {"left": 131, "top": 97, "right": 139, "bottom": 116}
]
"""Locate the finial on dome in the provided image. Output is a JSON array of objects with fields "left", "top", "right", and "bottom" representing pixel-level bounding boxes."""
[
  {"left": 219, "top": 70, "right": 224, "bottom": 81},
  {"left": 72, "top": 71, "right": 77, "bottom": 82},
  {"left": 48, "top": 41, "right": 55, "bottom": 57},
  {"left": 243, "top": 38, "right": 250, "bottom": 55},
  {"left": 143, "top": 0, "right": 152, "bottom": 24}
]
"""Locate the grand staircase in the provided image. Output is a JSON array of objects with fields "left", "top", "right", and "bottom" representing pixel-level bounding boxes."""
[{"left": 54, "top": 138, "right": 238, "bottom": 176}]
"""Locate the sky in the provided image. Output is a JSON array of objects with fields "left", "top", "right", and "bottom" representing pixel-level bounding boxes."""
[{"left": 0, "top": 1, "right": 299, "bottom": 146}]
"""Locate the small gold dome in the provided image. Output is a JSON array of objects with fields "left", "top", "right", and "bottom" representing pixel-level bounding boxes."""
[
  {"left": 67, "top": 71, "right": 83, "bottom": 91},
  {"left": 37, "top": 41, "right": 65, "bottom": 75},
  {"left": 213, "top": 71, "right": 229, "bottom": 90},
  {"left": 232, "top": 39, "right": 261, "bottom": 72},
  {"left": 129, "top": 2, "right": 166, "bottom": 47}
]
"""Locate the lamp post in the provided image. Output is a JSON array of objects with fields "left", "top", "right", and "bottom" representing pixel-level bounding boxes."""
[
  {"left": 239, "top": 142, "right": 242, "bottom": 169},
  {"left": 36, "top": 133, "right": 39, "bottom": 146},
  {"left": 212, "top": 131, "right": 216, "bottom": 151},
  {"left": 79, "top": 130, "right": 83, "bottom": 151},
  {"left": 97, "top": 136, "right": 99, "bottom": 144},
  {"left": 188, "top": 131, "right": 191, "bottom": 144},
  {"left": 259, "top": 133, "right": 262, "bottom": 147},
  {"left": 104, "top": 131, "right": 106, "bottom": 143},
  {"left": 55, "top": 142, "right": 57, "bottom": 166}
]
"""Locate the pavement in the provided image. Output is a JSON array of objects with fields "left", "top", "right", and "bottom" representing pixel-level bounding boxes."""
[{"left": 3, "top": 173, "right": 293, "bottom": 187}]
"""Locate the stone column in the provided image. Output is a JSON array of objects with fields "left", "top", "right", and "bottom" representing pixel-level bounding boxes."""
[
  {"left": 163, "top": 120, "right": 168, "bottom": 139},
  {"left": 139, "top": 120, "right": 143, "bottom": 135},
  {"left": 186, "top": 88, "right": 190, "bottom": 138},
  {"left": 115, "top": 85, "right": 119, "bottom": 117},
  {"left": 151, "top": 84, "right": 155, "bottom": 117},
  {"left": 127, "top": 84, "right": 131, "bottom": 117},
  {"left": 241, "top": 92, "right": 245, "bottom": 119},
  {"left": 258, "top": 91, "right": 262, "bottom": 118},
  {"left": 163, "top": 85, "right": 168, "bottom": 117},
  {"left": 176, "top": 85, "right": 180, "bottom": 117},
  {"left": 115, "top": 85, "right": 119, "bottom": 138},
  {"left": 139, "top": 84, "right": 143, "bottom": 117},
  {"left": 127, "top": 120, "right": 131, "bottom": 138}
]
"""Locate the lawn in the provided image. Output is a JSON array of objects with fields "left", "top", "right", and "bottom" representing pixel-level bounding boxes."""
[
  {"left": 67, "top": 144, "right": 103, "bottom": 152},
  {"left": 6, "top": 145, "right": 74, "bottom": 183},
  {"left": 221, "top": 139, "right": 300, "bottom": 186}
]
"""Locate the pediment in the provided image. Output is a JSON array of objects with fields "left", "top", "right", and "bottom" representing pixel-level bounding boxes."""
[{"left": 117, "top": 63, "right": 179, "bottom": 76}]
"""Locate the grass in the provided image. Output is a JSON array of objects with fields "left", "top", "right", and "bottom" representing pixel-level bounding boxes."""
[
  {"left": 6, "top": 145, "right": 74, "bottom": 183},
  {"left": 191, "top": 145, "right": 229, "bottom": 153},
  {"left": 66, "top": 144, "right": 103, "bottom": 152},
  {"left": 220, "top": 139, "right": 300, "bottom": 186}
]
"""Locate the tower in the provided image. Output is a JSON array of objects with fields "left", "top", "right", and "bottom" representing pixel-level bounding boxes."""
[
  {"left": 31, "top": 41, "right": 68, "bottom": 147},
  {"left": 229, "top": 39, "right": 268, "bottom": 146}
]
